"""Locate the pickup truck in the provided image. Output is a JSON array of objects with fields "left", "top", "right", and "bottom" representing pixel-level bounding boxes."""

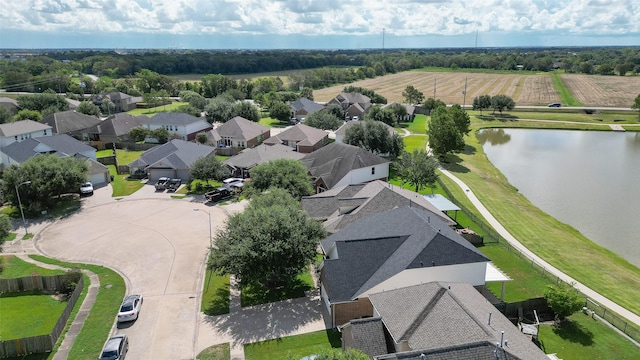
[
  {"left": 205, "top": 187, "right": 232, "bottom": 203},
  {"left": 167, "top": 178, "right": 182, "bottom": 192},
  {"left": 154, "top": 177, "right": 170, "bottom": 191}
]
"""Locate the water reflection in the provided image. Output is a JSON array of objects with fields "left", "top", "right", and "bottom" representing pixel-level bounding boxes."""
[{"left": 476, "top": 128, "right": 511, "bottom": 146}]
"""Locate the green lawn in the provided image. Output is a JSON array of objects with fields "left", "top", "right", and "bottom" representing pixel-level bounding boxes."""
[
  {"left": 201, "top": 270, "right": 230, "bottom": 316},
  {"left": 400, "top": 114, "right": 428, "bottom": 134},
  {"left": 258, "top": 117, "right": 288, "bottom": 128},
  {"left": 551, "top": 73, "right": 582, "bottom": 107},
  {"left": 244, "top": 330, "right": 341, "bottom": 360},
  {"left": 0, "top": 291, "right": 67, "bottom": 339},
  {"left": 108, "top": 165, "right": 144, "bottom": 197},
  {"left": 403, "top": 135, "right": 428, "bottom": 153},
  {"left": 126, "top": 102, "right": 189, "bottom": 116},
  {"left": 240, "top": 267, "right": 315, "bottom": 307},
  {"left": 197, "top": 343, "right": 230, "bottom": 360},
  {"left": 96, "top": 149, "right": 144, "bottom": 164},
  {"left": 29, "top": 256, "right": 125, "bottom": 360},
  {"left": 0, "top": 255, "right": 65, "bottom": 278}
]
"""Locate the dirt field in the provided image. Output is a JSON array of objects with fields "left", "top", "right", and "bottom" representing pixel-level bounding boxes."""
[
  {"left": 560, "top": 74, "right": 639, "bottom": 108},
  {"left": 313, "top": 71, "right": 562, "bottom": 106}
]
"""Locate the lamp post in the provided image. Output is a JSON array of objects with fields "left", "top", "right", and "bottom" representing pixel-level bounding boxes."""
[{"left": 15, "top": 180, "right": 31, "bottom": 236}]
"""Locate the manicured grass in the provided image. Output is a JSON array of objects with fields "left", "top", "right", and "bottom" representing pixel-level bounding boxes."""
[
  {"left": 551, "top": 73, "right": 582, "bottom": 107},
  {"left": 197, "top": 343, "right": 230, "bottom": 360},
  {"left": 29, "top": 255, "right": 125, "bottom": 360},
  {"left": 258, "top": 117, "right": 288, "bottom": 128},
  {"left": 538, "top": 312, "right": 640, "bottom": 360},
  {"left": 240, "top": 267, "right": 315, "bottom": 307},
  {"left": 201, "top": 270, "right": 230, "bottom": 316},
  {"left": 401, "top": 114, "right": 428, "bottom": 134},
  {"left": 95, "top": 149, "right": 113, "bottom": 158},
  {"left": 114, "top": 149, "right": 144, "bottom": 164},
  {"left": 0, "top": 255, "right": 66, "bottom": 278},
  {"left": 215, "top": 155, "right": 230, "bottom": 162},
  {"left": 403, "top": 135, "right": 428, "bottom": 153},
  {"left": 244, "top": 329, "right": 341, "bottom": 360},
  {"left": 0, "top": 291, "right": 67, "bottom": 339},
  {"left": 126, "top": 102, "right": 189, "bottom": 116},
  {"left": 471, "top": 110, "right": 639, "bottom": 124},
  {"left": 108, "top": 165, "right": 144, "bottom": 197}
]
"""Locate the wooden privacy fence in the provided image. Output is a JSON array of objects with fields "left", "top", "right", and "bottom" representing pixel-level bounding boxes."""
[{"left": 0, "top": 275, "right": 84, "bottom": 358}]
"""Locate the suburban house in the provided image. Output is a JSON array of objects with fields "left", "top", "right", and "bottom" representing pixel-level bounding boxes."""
[
  {"left": 319, "top": 206, "right": 492, "bottom": 327},
  {"left": 328, "top": 92, "right": 372, "bottom": 120},
  {"left": 85, "top": 113, "right": 148, "bottom": 143},
  {"left": 263, "top": 123, "right": 329, "bottom": 153},
  {"left": 0, "top": 120, "right": 52, "bottom": 149},
  {"left": 300, "top": 142, "right": 390, "bottom": 192},
  {"left": 208, "top": 116, "right": 270, "bottom": 150},
  {"left": 341, "top": 282, "right": 548, "bottom": 360},
  {"left": 301, "top": 180, "right": 455, "bottom": 233},
  {"left": 143, "top": 112, "right": 212, "bottom": 142},
  {"left": 92, "top": 92, "right": 142, "bottom": 112},
  {"left": 41, "top": 110, "right": 102, "bottom": 140},
  {"left": 381, "top": 102, "right": 416, "bottom": 122},
  {"left": 289, "top": 97, "right": 324, "bottom": 121},
  {"left": 127, "top": 139, "right": 216, "bottom": 182},
  {"left": 0, "top": 97, "right": 19, "bottom": 114},
  {"left": 0, "top": 134, "right": 109, "bottom": 185},
  {"left": 334, "top": 120, "right": 396, "bottom": 145},
  {"left": 223, "top": 143, "right": 305, "bottom": 178}
]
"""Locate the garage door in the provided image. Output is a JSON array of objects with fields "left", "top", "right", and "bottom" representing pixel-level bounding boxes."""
[
  {"left": 149, "top": 169, "right": 175, "bottom": 183},
  {"left": 90, "top": 171, "right": 109, "bottom": 186}
]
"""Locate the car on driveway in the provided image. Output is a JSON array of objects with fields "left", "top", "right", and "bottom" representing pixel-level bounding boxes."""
[
  {"left": 117, "top": 294, "right": 143, "bottom": 323},
  {"left": 205, "top": 187, "right": 233, "bottom": 203},
  {"left": 79, "top": 182, "right": 94, "bottom": 195},
  {"left": 99, "top": 334, "right": 128, "bottom": 360},
  {"left": 222, "top": 177, "right": 244, "bottom": 190}
]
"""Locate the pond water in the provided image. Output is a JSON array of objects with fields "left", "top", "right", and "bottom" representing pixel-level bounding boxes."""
[{"left": 477, "top": 128, "right": 640, "bottom": 268}]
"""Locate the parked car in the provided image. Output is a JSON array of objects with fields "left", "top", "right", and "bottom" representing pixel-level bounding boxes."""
[
  {"left": 117, "top": 294, "right": 143, "bottom": 323},
  {"left": 548, "top": 102, "right": 561, "bottom": 107},
  {"left": 80, "top": 182, "right": 94, "bottom": 195},
  {"left": 205, "top": 187, "right": 233, "bottom": 203},
  {"left": 352, "top": 115, "right": 360, "bottom": 121},
  {"left": 99, "top": 334, "right": 128, "bottom": 360},
  {"left": 222, "top": 177, "right": 244, "bottom": 190},
  {"left": 167, "top": 178, "right": 182, "bottom": 192},
  {"left": 154, "top": 177, "right": 171, "bottom": 191}
]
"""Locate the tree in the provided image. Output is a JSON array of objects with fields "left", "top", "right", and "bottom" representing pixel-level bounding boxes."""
[
  {"left": 13, "top": 109, "right": 42, "bottom": 122},
  {"left": 231, "top": 101, "right": 259, "bottom": 122},
  {"left": 304, "top": 110, "right": 343, "bottom": 131},
  {"left": 423, "top": 98, "right": 446, "bottom": 115},
  {"left": 189, "top": 156, "right": 229, "bottom": 184},
  {"left": 205, "top": 97, "right": 234, "bottom": 123},
  {"left": 299, "top": 87, "right": 314, "bottom": 100},
  {"left": 472, "top": 95, "right": 492, "bottom": 116},
  {"left": 398, "top": 149, "right": 439, "bottom": 193},
  {"left": 0, "top": 107, "right": 12, "bottom": 124},
  {"left": 344, "top": 120, "right": 405, "bottom": 158},
  {"left": 632, "top": 94, "right": 640, "bottom": 120},
  {"left": 269, "top": 101, "right": 291, "bottom": 122},
  {"left": 243, "top": 159, "right": 313, "bottom": 199},
  {"left": 402, "top": 85, "right": 424, "bottom": 105},
  {"left": 449, "top": 104, "right": 471, "bottom": 135},
  {"left": 0, "top": 214, "right": 12, "bottom": 246},
  {"left": 128, "top": 127, "right": 149, "bottom": 142},
  {"left": 491, "top": 95, "right": 515, "bottom": 115},
  {"left": 386, "top": 102, "right": 408, "bottom": 123},
  {"left": 366, "top": 105, "right": 396, "bottom": 126},
  {"left": 100, "top": 98, "right": 116, "bottom": 116},
  {"left": 208, "top": 188, "right": 326, "bottom": 288},
  {"left": 0, "top": 155, "right": 88, "bottom": 212},
  {"left": 16, "top": 93, "right": 69, "bottom": 113},
  {"left": 195, "top": 132, "right": 208, "bottom": 144},
  {"left": 544, "top": 284, "right": 584, "bottom": 321},
  {"left": 428, "top": 106, "right": 465, "bottom": 160},
  {"left": 151, "top": 128, "right": 170, "bottom": 144},
  {"left": 77, "top": 101, "right": 101, "bottom": 117}
]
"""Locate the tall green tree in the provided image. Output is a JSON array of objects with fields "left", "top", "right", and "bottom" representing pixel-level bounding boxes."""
[
  {"left": 304, "top": 110, "right": 343, "bottom": 131},
  {"left": 0, "top": 107, "right": 12, "bottom": 124},
  {"left": 231, "top": 101, "right": 260, "bottom": 122},
  {"left": 244, "top": 159, "right": 313, "bottom": 199},
  {"left": 16, "top": 92, "right": 69, "bottom": 113},
  {"left": 13, "top": 109, "right": 42, "bottom": 122},
  {"left": 398, "top": 149, "right": 439, "bottom": 193},
  {"left": 428, "top": 106, "right": 465, "bottom": 160},
  {"left": 128, "top": 127, "right": 149, "bottom": 142},
  {"left": 366, "top": 105, "right": 396, "bottom": 126},
  {"left": 423, "top": 98, "right": 446, "bottom": 115},
  {"left": 189, "top": 156, "right": 229, "bottom": 184},
  {"left": 344, "top": 120, "right": 404, "bottom": 158},
  {"left": 208, "top": 188, "right": 325, "bottom": 288},
  {"left": 632, "top": 94, "right": 640, "bottom": 120},
  {"left": 449, "top": 104, "right": 471, "bottom": 135},
  {"left": 77, "top": 101, "right": 101, "bottom": 117},
  {"left": 299, "top": 87, "right": 314, "bottom": 100},
  {"left": 472, "top": 94, "right": 492, "bottom": 116},
  {"left": 269, "top": 101, "right": 291, "bottom": 122},
  {"left": 544, "top": 284, "right": 584, "bottom": 321},
  {"left": 0, "top": 214, "right": 13, "bottom": 247},
  {"left": 205, "top": 97, "right": 234, "bottom": 123},
  {"left": 490, "top": 95, "right": 515, "bottom": 115},
  {"left": 151, "top": 128, "right": 170, "bottom": 143},
  {"left": 402, "top": 85, "right": 424, "bottom": 105}
]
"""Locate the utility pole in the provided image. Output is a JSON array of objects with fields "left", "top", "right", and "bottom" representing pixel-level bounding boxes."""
[
  {"left": 462, "top": 77, "right": 468, "bottom": 109},
  {"left": 433, "top": 78, "right": 437, "bottom": 99}
]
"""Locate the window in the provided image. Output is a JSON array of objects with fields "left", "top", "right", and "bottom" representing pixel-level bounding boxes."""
[
  {"left": 371, "top": 167, "right": 376, "bottom": 175},
  {"left": 43, "top": 130, "right": 47, "bottom": 135}
]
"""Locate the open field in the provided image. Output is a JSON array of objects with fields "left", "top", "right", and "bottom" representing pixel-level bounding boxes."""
[{"left": 560, "top": 74, "right": 640, "bottom": 108}]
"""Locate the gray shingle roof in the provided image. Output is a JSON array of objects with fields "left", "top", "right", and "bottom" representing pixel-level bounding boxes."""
[
  {"left": 320, "top": 207, "right": 489, "bottom": 303},
  {"left": 343, "top": 317, "right": 388, "bottom": 358},
  {"left": 2, "top": 134, "right": 95, "bottom": 163},
  {"left": 290, "top": 98, "right": 324, "bottom": 114},
  {"left": 144, "top": 112, "right": 206, "bottom": 126},
  {"left": 301, "top": 142, "right": 389, "bottom": 189},
  {"left": 212, "top": 116, "right": 269, "bottom": 141},
  {"left": 128, "top": 139, "right": 215, "bottom": 170},
  {"left": 84, "top": 113, "right": 147, "bottom": 137},
  {"left": 263, "top": 124, "right": 328, "bottom": 147},
  {"left": 0, "top": 120, "right": 52, "bottom": 137},
  {"left": 41, "top": 110, "right": 102, "bottom": 134},
  {"left": 223, "top": 143, "right": 305, "bottom": 170},
  {"left": 369, "top": 282, "right": 548, "bottom": 360}
]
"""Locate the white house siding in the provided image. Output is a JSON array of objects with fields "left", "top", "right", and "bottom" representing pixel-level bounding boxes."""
[
  {"left": 320, "top": 284, "right": 332, "bottom": 314},
  {"left": 0, "top": 129, "right": 50, "bottom": 148},
  {"left": 356, "top": 262, "right": 488, "bottom": 299},
  {"left": 333, "top": 163, "right": 390, "bottom": 188}
]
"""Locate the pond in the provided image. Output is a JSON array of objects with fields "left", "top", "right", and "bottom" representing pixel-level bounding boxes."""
[{"left": 477, "top": 128, "right": 640, "bottom": 268}]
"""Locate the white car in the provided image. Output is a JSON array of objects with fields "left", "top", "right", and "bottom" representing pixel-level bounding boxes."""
[
  {"left": 117, "top": 294, "right": 143, "bottom": 322},
  {"left": 80, "top": 182, "right": 94, "bottom": 195},
  {"left": 222, "top": 177, "right": 244, "bottom": 190}
]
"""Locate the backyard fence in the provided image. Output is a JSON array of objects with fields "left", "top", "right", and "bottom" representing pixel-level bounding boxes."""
[
  {"left": 437, "top": 177, "right": 640, "bottom": 344},
  {"left": 0, "top": 275, "right": 85, "bottom": 358}
]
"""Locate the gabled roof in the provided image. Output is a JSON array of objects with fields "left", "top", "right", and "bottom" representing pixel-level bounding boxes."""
[
  {"left": 144, "top": 112, "right": 206, "bottom": 126},
  {"left": 301, "top": 142, "right": 389, "bottom": 190},
  {"left": 223, "top": 143, "right": 305, "bottom": 170},
  {"left": 290, "top": 98, "right": 324, "bottom": 114},
  {"left": 320, "top": 207, "right": 489, "bottom": 303},
  {"left": 41, "top": 110, "right": 102, "bottom": 134},
  {"left": 334, "top": 120, "right": 395, "bottom": 137},
  {"left": 302, "top": 180, "right": 455, "bottom": 232},
  {"left": 2, "top": 134, "right": 95, "bottom": 163},
  {"left": 370, "top": 282, "right": 548, "bottom": 360},
  {"left": 381, "top": 101, "right": 416, "bottom": 116},
  {"left": 338, "top": 92, "right": 371, "bottom": 105},
  {"left": 127, "top": 139, "right": 215, "bottom": 170},
  {"left": 341, "top": 317, "right": 388, "bottom": 358},
  {"left": 263, "top": 124, "right": 328, "bottom": 147},
  {"left": 84, "top": 113, "right": 147, "bottom": 137},
  {"left": 212, "top": 116, "right": 269, "bottom": 141},
  {"left": 0, "top": 120, "right": 52, "bottom": 137}
]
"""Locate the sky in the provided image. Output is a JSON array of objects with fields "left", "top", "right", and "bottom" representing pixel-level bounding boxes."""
[{"left": 1, "top": 0, "right": 639, "bottom": 49}]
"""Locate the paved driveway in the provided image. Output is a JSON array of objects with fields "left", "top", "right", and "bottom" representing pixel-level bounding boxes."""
[{"left": 36, "top": 193, "right": 237, "bottom": 360}]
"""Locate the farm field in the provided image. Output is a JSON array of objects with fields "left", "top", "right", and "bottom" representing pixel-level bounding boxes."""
[{"left": 560, "top": 74, "right": 640, "bottom": 108}]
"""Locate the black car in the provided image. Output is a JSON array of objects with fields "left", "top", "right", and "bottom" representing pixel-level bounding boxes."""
[{"left": 205, "top": 187, "right": 232, "bottom": 202}]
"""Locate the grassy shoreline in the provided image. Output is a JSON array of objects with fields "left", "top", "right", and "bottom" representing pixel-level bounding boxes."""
[{"left": 444, "top": 115, "right": 640, "bottom": 317}]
